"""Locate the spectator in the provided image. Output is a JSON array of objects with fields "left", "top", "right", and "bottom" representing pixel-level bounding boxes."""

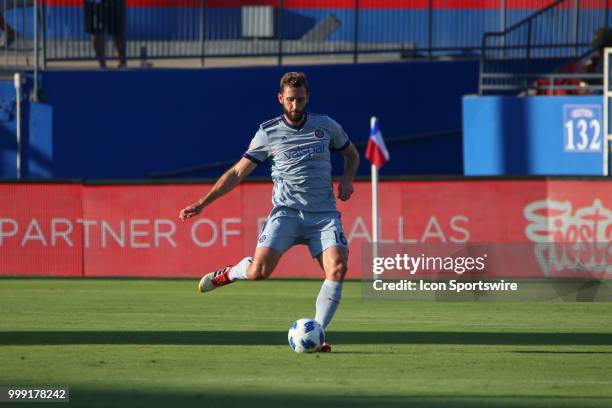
[
  {"left": 84, "top": 0, "right": 127, "bottom": 68},
  {"left": 534, "top": 27, "right": 612, "bottom": 95},
  {"left": 0, "top": 0, "right": 33, "bottom": 48},
  {"left": 0, "top": 13, "right": 16, "bottom": 47},
  {"left": 582, "top": 27, "right": 612, "bottom": 78}
]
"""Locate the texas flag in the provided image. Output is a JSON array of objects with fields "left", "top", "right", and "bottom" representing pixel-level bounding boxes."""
[{"left": 365, "top": 116, "right": 389, "bottom": 168}]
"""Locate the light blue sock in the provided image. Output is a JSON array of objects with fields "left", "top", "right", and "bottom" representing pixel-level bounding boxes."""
[
  {"left": 315, "top": 279, "right": 343, "bottom": 330},
  {"left": 228, "top": 257, "right": 252, "bottom": 281}
]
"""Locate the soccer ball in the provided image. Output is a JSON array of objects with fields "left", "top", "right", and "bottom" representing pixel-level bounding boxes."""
[{"left": 287, "top": 318, "right": 325, "bottom": 353}]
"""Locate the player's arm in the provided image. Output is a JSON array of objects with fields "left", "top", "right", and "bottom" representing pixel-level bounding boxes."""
[
  {"left": 179, "top": 157, "right": 257, "bottom": 220},
  {"left": 337, "top": 142, "right": 359, "bottom": 201}
]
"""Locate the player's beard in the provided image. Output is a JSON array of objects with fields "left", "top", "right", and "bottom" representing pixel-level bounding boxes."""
[{"left": 284, "top": 107, "right": 304, "bottom": 124}]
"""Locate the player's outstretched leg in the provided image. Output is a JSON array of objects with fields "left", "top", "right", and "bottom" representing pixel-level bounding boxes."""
[
  {"left": 244, "top": 246, "right": 282, "bottom": 280},
  {"left": 197, "top": 247, "right": 282, "bottom": 293},
  {"left": 197, "top": 256, "right": 252, "bottom": 293},
  {"left": 315, "top": 246, "right": 348, "bottom": 352},
  {"left": 198, "top": 265, "right": 232, "bottom": 292}
]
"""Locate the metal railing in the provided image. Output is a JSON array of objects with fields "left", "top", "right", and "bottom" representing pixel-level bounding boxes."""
[
  {"left": 38, "top": 0, "right": 495, "bottom": 64},
  {"left": 479, "top": 0, "right": 610, "bottom": 94},
  {"left": 3, "top": 0, "right": 611, "bottom": 71}
]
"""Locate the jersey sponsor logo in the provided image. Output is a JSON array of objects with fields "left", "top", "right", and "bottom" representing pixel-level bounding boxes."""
[
  {"left": 282, "top": 142, "right": 326, "bottom": 160},
  {"left": 259, "top": 234, "right": 267, "bottom": 243},
  {"left": 315, "top": 128, "right": 324, "bottom": 138}
]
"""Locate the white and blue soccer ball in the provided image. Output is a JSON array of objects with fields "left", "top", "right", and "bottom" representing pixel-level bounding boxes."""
[{"left": 288, "top": 318, "right": 325, "bottom": 353}]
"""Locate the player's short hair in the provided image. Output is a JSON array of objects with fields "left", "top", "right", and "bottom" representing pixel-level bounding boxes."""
[{"left": 280, "top": 72, "right": 309, "bottom": 94}]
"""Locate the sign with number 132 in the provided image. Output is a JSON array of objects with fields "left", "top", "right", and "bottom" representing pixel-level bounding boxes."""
[{"left": 563, "top": 105, "right": 602, "bottom": 153}]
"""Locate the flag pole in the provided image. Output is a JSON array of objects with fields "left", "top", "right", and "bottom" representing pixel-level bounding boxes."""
[{"left": 371, "top": 162, "right": 379, "bottom": 280}]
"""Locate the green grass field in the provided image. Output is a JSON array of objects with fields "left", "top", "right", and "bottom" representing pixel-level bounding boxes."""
[{"left": 1, "top": 279, "right": 611, "bottom": 408}]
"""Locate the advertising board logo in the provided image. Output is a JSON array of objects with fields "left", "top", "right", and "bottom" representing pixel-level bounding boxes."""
[{"left": 524, "top": 199, "right": 612, "bottom": 276}]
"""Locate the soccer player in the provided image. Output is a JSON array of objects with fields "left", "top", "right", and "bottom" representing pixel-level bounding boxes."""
[{"left": 179, "top": 72, "right": 360, "bottom": 352}]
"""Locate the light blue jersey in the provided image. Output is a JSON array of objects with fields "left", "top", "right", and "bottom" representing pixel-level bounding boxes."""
[{"left": 244, "top": 112, "right": 350, "bottom": 213}]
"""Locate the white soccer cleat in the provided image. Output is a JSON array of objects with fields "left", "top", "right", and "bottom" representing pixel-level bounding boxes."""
[{"left": 198, "top": 266, "right": 233, "bottom": 293}]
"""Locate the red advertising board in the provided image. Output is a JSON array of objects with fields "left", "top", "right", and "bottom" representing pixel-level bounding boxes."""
[
  {"left": 0, "top": 183, "right": 84, "bottom": 276},
  {"left": 0, "top": 180, "right": 610, "bottom": 278}
]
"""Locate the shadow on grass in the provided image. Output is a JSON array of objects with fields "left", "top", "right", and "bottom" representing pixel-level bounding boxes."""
[
  {"left": 512, "top": 350, "right": 612, "bottom": 355},
  {"left": 63, "top": 389, "right": 612, "bottom": 408},
  {"left": 0, "top": 331, "right": 611, "bottom": 346}
]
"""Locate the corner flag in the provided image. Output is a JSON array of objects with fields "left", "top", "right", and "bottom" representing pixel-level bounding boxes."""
[
  {"left": 365, "top": 116, "right": 389, "bottom": 168},
  {"left": 365, "top": 117, "right": 389, "bottom": 277}
]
